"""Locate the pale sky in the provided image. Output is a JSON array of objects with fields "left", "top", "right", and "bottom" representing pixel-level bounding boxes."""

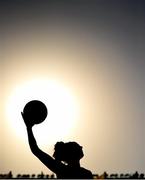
[{"left": 1, "top": 0, "right": 145, "bottom": 176}]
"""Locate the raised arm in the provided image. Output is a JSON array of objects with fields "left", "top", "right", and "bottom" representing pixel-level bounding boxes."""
[{"left": 21, "top": 112, "right": 65, "bottom": 174}]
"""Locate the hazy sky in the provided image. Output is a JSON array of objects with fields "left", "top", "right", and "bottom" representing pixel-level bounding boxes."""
[{"left": 1, "top": 0, "right": 145, "bottom": 176}]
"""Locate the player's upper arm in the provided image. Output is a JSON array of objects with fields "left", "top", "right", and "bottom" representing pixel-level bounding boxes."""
[{"left": 32, "top": 148, "right": 65, "bottom": 174}]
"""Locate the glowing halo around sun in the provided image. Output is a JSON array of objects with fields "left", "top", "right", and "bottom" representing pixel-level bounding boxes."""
[{"left": 5, "top": 79, "right": 79, "bottom": 147}]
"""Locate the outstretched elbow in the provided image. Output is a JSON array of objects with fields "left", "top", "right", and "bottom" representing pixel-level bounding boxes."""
[{"left": 29, "top": 142, "right": 40, "bottom": 156}]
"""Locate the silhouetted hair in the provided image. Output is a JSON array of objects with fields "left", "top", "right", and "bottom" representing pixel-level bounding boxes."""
[{"left": 53, "top": 142, "right": 84, "bottom": 162}]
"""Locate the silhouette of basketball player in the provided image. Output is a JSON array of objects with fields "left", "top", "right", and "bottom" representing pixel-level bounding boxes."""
[{"left": 21, "top": 112, "right": 93, "bottom": 179}]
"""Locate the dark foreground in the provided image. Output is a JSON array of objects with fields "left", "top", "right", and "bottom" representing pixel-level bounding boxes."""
[{"left": 0, "top": 171, "right": 145, "bottom": 179}]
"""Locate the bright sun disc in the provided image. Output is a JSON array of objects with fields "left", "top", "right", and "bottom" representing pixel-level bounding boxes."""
[{"left": 5, "top": 79, "right": 79, "bottom": 147}]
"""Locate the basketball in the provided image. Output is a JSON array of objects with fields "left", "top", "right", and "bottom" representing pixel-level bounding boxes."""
[{"left": 23, "top": 100, "right": 48, "bottom": 125}]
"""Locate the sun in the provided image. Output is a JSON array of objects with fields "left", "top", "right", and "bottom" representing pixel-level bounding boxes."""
[{"left": 5, "top": 79, "right": 79, "bottom": 147}]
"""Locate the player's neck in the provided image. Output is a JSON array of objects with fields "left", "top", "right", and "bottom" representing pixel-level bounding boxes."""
[{"left": 67, "top": 160, "right": 80, "bottom": 168}]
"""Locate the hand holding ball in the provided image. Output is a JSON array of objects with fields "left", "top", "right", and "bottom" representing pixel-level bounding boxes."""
[{"left": 22, "top": 100, "right": 48, "bottom": 127}]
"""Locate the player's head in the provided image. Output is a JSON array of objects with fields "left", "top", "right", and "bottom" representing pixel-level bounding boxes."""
[{"left": 53, "top": 141, "right": 84, "bottom": 163}]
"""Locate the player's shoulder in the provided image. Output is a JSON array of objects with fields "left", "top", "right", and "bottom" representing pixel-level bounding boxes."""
[{"left": 80, "top": 167, "right": 93, "bottom": 178}]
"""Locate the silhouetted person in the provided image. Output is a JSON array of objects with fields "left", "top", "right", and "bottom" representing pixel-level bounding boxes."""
[{"left": 21, "top": 112, "right": 93, "bottom": 179}]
